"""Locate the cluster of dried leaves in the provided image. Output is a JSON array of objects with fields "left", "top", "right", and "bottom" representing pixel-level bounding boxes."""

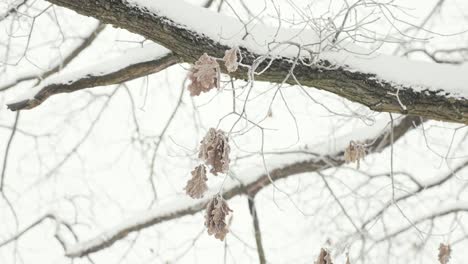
[
  {"left": 188, "top": 47, "right": 239, "bottom": 96},
  {"left": 183, "top": 128, "right": 233, "bottom": 241},
  {"left": 438, "top": 243, "right": 451, "bottom": 264},
  {"left": 184, "top": 128, "right": 231, "bottom": 199},
  {"left": 205, "top": 195, "right": 232, "bottom": 240},
  {"left": 184, "top": 48, "right": 238, "bottom": 241},
  {"left": 344, "top": 141, "right": 367, "bottom": 168}
]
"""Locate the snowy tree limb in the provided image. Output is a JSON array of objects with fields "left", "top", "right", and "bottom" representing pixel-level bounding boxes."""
[
  {"left": 7, "top": 45, "right": 178, "bottom": 110},
  {"left": 21, "top": 0, "right": 468, "bottom": 124},
  {"left": 0, "top": 22, "right": 105, "bottom": 92},
  {"left": 64, "top": 115, "right": 421, "bottom": 258}
]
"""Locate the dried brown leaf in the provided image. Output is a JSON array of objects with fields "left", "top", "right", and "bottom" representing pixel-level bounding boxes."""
[
  {"left": 438, "top": 243, "right": 451, "bottom": 264},
  {"left": 204, "top": 196, "right": 232, "bottom": 241},
  {"left": 188, "top": 53, "right": 219, "bottom": 96},
  {"left": 344, "top": 141, "right": 366, "bottom": 168},
  {"left": 315, "top": 248, "right": 333, "bottom": 264},
  {"left": 199, "top": 128, "right": 230, "bottom": 175},
  {"left": 184, "top": 165, "right": 208, "bottom": 199},
  {"left": 223, "top": 47, "right": 238, "bottom": 73}
]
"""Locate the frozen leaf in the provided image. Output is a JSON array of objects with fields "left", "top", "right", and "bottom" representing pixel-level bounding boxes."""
[
  {"left": 199, "top": 128, "right": 230, "bottom": 175},
  {"left": 184, "top": 165, "right": 208, "bottom": 199},
  {"left": 204, "top": 196, "right": 232, "bottom": 241},
  {"left": 315, "top": 248, "right": 333, "bottom": 264},
  {"left": 188, "top": 53, "right": 220, "bottom": 96},
  {"left": 344, "top": 141, "right": 366, "bottom": 169},
  {"left": 223, "top": 47, "right": 238, "bottom": 73},
  {"left": 438, "top": 243, "right": 451, "bottom": 264}
]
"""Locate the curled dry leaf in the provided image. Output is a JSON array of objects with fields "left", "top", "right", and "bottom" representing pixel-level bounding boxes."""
[
  {"left": 184, "top": 165, "right": 208, "bottom": 199},
  {"left": 315, "top": 248, "right": 333, "bottom": 264},
  {"left": 199, "top": 128, "right": 230, "bottom": 175},
  {"left": 204, "top": 195, "right": 232, "bottom": 241},
  {"left": 344, "top": 141, "right": 367, "bottom": 169},
  {"left": 438, "top": 243, "right": 451, "bottom": 264},
  {"left": 223, "top": 47, "right": 239, "bottom": 73},
  {"left": 188, "top": 53, "right": 220, "bottom": 96}
]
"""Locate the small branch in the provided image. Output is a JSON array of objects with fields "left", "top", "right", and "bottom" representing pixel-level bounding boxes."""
[
  {"left": 0, "top": 22, "right": 106, "bottom": 92},
  {"left": 360, "top": 158, "right": 468, "bottom": 232},
  {"left": 0, "top": 112, "right": 20, "bottom": 192},
  {"left": 375, "top": 204, "right": 468, "bottom": 242},
  {"left": 0, "top": 214, "right": 51, "bottom": 247},
  {"left": 248, "top": 196, "right": 266, "bottom": 264},
  {"left": 0, "top": 0, "right": 28, "bottom": 22},
  {"left": 319, "top": 172, "right": 361, "bottom": 233}
]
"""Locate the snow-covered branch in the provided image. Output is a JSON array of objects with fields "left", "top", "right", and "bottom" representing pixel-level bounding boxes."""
[
  {"left": 30, "top": 0, "right": 468, "bottom": 124},
  {"left": 0, "top": 22, "right": 105, "bottom": 92},
  {"left": 65, "top": 115, "right": 421, "bottom": 258},
  {"left": 7, "top": 44, "right": 177, "bottom": 110}
]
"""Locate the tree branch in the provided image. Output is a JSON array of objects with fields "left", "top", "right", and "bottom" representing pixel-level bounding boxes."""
[
  {"left": 64, "top": 115, "right": 420, "bottom": 258},
  {"left": 0, "top": 22, "right": 105, "bottom": 92},
  {"left": 0, "top": 112, "right": 20, "bottom": 192},
  {"left": 375, "top": 204, "right": 468, "bottom": 242},
  {"left": 7, "top": 45, "right": 178, "bottom": 110},
  {"left": 248, "top": 196, "right": 266, "bottom": 264},
  {"left": 27, "top": 0, "right": 468, "bottom": 124}
]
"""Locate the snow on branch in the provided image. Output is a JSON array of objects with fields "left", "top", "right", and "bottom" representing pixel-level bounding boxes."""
[
  {"left": 7, "top": 44, "right": 177, "bottom": 110},
  {"left": 64, "top": 115, "right": 420, "bottom": 258},
  {"left": 0, "top": 22, "right": 105, "bottom": 92},
  {"left": 36, "top": 0, "right": 468, "bottom": 124}
]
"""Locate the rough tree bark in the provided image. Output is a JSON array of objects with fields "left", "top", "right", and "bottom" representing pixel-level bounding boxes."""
[{"left": 7, "top": 0, "right": 468, "bottom": 125}]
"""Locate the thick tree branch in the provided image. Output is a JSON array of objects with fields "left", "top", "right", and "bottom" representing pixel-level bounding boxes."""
[
  {"left": 65, "top": 115, "right": 420, "bottom": 258},
  {"left": 28, "top": 0, "right": 468, "bottom": 124}
]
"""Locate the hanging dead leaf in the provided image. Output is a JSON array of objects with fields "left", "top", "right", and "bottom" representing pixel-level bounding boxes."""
[
  {"left": 188, "top": 53, "right": 220, "bottom": 96},
  {"left": 199, "top": 128, "right": 230, "bottom": 175},
  {"left": 438, "top": 243, "right": 451, "bottom": 264},
  {"left": 204, "top": 196, "right": 232, "bottom": 241},
  {"left": 315, "top": 248, "right": 333, "bottom": 264},
  {"left": 184, "top": 165, "right": 208, "bottom": 199},
  {"left": 344, "top": 141, "right": 366, "bottom": 169},
  {"left": 223, "top": 47, "right": 239, "bottom": 73}
]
